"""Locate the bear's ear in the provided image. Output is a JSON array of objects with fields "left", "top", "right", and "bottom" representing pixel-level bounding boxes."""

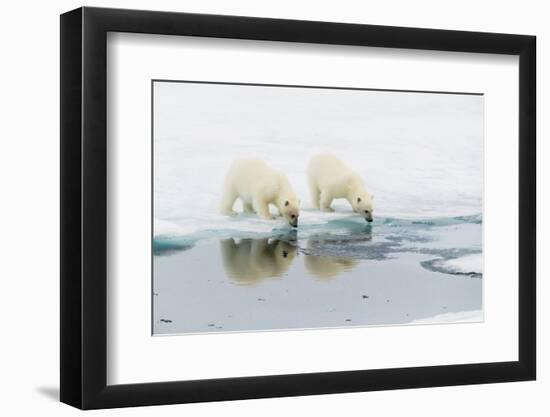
[
  {"left": 357, "top": 197, "right": 361, "bottom": 203},
  {"left": 285, "top": 200, "right": 289, "bottom": 206}
]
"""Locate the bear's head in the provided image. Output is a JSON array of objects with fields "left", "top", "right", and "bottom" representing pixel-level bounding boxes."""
[
  {"left": 280, "top": 197, "right": 300, "bottom": 227},
  {"left": 352, "top": 193, "right": 374, "bottom": 222}
]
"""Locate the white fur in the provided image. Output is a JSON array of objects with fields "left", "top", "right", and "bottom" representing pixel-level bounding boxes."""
[
  {"left": 220, "top": 158, "right": 300, "bottom": 226},
  {"left": 307, "top": 154, "right": 374, "bottom": 221}
]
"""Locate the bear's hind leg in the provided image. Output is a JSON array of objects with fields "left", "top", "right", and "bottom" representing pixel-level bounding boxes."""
[
  {"left": 320, "top": 190, "right": 334, "bottom": 212},
  {"left": 220, "top": 190, "right": 238, "bottom": 216}
]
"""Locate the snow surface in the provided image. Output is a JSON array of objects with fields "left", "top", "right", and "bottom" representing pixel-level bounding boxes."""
[
  {"left": 410, "top": 309, "right": 483, "bottom": 324},
  {"left": 153, "top": 81, "right": 483, "bottom": 242},
  {"left": 438, "top": 254, "right": 483, "bottom": 275}
]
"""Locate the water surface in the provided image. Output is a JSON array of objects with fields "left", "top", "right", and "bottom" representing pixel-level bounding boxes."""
[{"left": 153, "top": 215, "right": 482, "bottom": 335}]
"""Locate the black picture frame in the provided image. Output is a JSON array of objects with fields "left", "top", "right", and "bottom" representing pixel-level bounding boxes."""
[{"left": 60, "top": 6, "right": 536, "bottom": 410}]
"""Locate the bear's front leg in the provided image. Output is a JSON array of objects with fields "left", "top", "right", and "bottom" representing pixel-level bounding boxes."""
[
  {"left": 320, "top": 190, "right": 334, "bottom": 212},
  {"left": 253, "top": 198, "right": 274, "bottom": 220}
]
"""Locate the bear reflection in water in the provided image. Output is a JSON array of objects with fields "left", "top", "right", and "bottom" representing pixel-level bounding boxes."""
[
  {"left": 304, "top": 248, "right": 358, "bottom": 280},
  {"left": 220, "top": 226, "right": 372, "bottom": 283},
  {"left": 304, "top": 226, "right": 372, "bottom": 280},
  {"left": 220, "top": 238, "right": 298, "bottom": 285}
]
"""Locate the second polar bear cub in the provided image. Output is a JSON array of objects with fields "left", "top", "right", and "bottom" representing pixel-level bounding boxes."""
[
  {"left": 220, "top": 158, "right": 300, "bottom": 227},
  {"left": 308, "top": 153, "right": 374, "bottom": 222}
]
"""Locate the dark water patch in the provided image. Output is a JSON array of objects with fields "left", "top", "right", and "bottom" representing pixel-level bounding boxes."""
[
  {"left": 295, "top": 220, "right": 480, "bottom": 263},
  {"left": 453, "top": 214, "right": 482, "bottom": 224},
  {"left": 385, "top": 234, "right": 431, "bottom": 244},
  {"left": 302, "top": 238, "right": 399, "bottom": 261},
  {"left": 412, "top": 220, "right": 437, "bottom": 226},
  {"left": 410, "top": 247, "right": 480, "bottom": 258},
  {"left": 381, "top": 214, "right": 482, "bottom": 229},
  {"left": 421, "top": 257, "right": 482, "bottom": 278}
]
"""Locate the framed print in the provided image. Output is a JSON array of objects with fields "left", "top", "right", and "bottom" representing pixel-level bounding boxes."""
[{"left": 60, "top": 7, "right": 536, "bottom": 409}]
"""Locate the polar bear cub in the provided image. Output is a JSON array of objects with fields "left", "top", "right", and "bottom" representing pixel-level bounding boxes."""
[
  {"left": 307, "top": 153, "right": 374, "bottom": 222},
  {"left": 220, "top": 158, "right": 300, "bottom": 227}
]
